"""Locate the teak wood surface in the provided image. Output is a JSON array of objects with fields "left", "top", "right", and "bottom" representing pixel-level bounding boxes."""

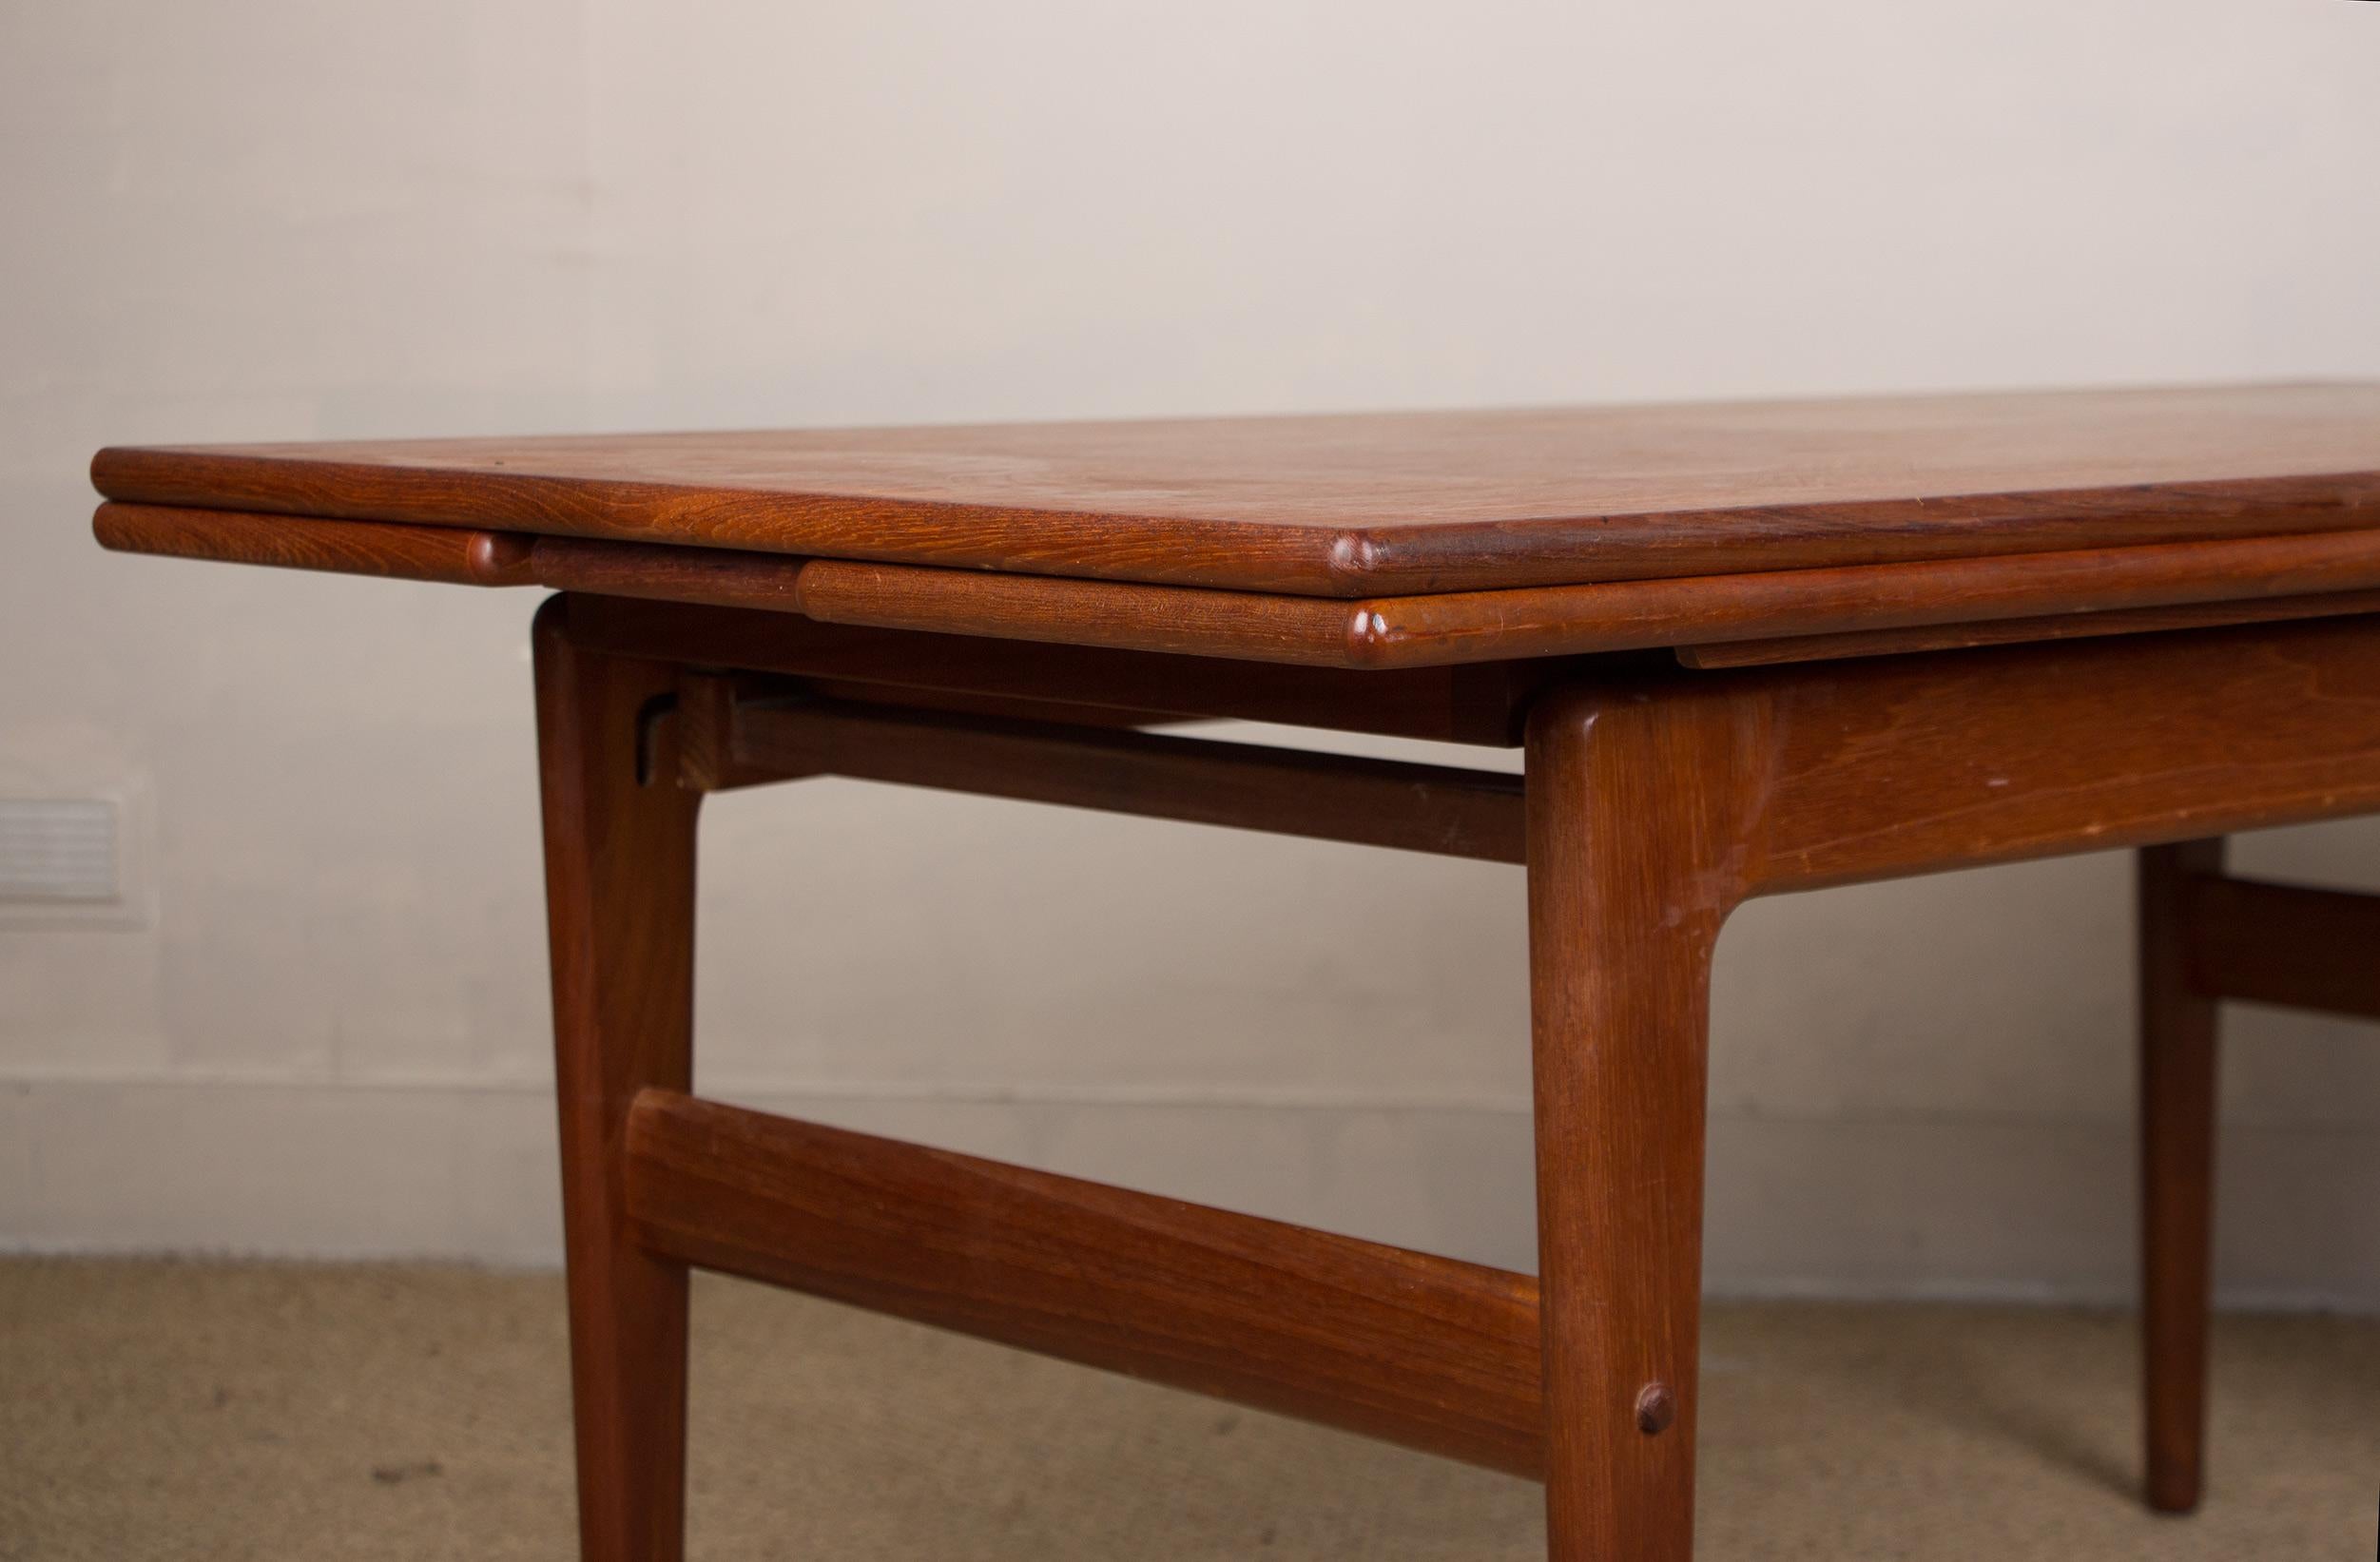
[
  {"left": 626, "top": 1089, "right": 1546, "bottom": 1477},
  {"left": 92, "top": 385, "right": 2380, "bottom": 1560},
  {"left": 89, "top": 383, "right": 2380, "bottom": 593},
  {"left": 93, "top": 381, "right": 2380, "bottom": 669}
]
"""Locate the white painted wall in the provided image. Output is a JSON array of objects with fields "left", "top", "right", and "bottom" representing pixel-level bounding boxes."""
[{"left": 6, "top": 0, "right": 2380, "bottom": 1304}]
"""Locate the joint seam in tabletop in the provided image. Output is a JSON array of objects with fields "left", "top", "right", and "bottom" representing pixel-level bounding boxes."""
[
  {"left": 92, "top": 499, "right": 2380, "bottom": 670},
  {"left": 86, "top": 450, "right": 2380, "bottom": 596},
  {"left": 85, "top": 383, "right": 2380, "bottom": 595}
]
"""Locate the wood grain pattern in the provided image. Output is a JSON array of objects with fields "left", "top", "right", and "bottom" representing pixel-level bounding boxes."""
[
  {"left": 1526, "top": 683, "right": 1737, "bottom": 1561},
  {"left": 1674, "top": 588, "right": 2380, "bottom": 667},
  {"left": 670, "top": 671, "right": 794, "bottom": 793},
  {"left": 2138, "top": 839, "right": 2225, "bottom": 1515},
  {"left": 529, "top": 595, "right": 1550, "bottom": 745},
  {"left": 94, "top": 499, "right": 2380, "bottom": 671},
  {"left": 2138, "top": 862, "right": 2380, "bottom": 1513},
  {"left": 93, "top": 501, "right": 532, "bottom": 585},
  {"left": 1721, "top": 616, "right": 2380, "bottom": 894},
  {"left": 92, "top": 383, "right": 2380, "bottom": 594},
  {"left": 533, "top": 600, "right": 701, "bottom": 1562},
  {"left": 622, "top": 1089, "right": 1547, "bottom": 1476},
  {"left": 97, "top": 376, "right": 2380, "bottom": 1559},
  {"left": 1515, "top": 618, "right": 2380, "bottom": 1549},
  {"left": 792, "top": 555, "right": 1364, "bottom": 665},
  {"left": 722, "top": 692, "right": 1527, "bottom": 861},
  {"left": 1351, "top": 527, "right": 2380, "bottom": 668},
  {"left": 2183, "top": 874, "right": 2380, "bottom": 1022}
]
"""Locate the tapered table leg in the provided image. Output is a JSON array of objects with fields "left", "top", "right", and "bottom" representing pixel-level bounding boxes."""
[
  {"left": 534, "top": 598, "right": 702, "bottom": 1562},
  {"left": 2138, "top": 839, "right": 2224, "bottom": 1514},
  {"left": 1526, "top": 684, "right": 1748, "bottom": 1562}
]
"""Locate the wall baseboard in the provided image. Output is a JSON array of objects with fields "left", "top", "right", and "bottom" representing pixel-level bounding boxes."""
[{"left": 6, "top": 1075, "right": 2376, "bottom": 1310}]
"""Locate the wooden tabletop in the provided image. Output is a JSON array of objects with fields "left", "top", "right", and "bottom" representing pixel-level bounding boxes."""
[{"left": 93, "top": 382, "right": 2380, "bottom": 668}]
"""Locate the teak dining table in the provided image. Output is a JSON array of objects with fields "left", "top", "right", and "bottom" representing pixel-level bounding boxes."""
[{"left": 93, "top": 382, "right": 2380, "bottom": 1559}]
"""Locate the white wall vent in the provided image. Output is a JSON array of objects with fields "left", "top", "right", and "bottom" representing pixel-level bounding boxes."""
[
  {"left": 0, "top": 798, "right": 119, "bottom": 902},
  {"left": 0, "top": 791, "right": 152, "bottom": 927}
]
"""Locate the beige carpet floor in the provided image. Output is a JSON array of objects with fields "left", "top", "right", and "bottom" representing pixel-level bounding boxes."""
[{"left": 3, "top": 1259, "right": 2375, "bottom": 1560}]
